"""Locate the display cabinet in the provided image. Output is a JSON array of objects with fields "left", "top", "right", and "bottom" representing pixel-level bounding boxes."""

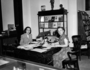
[
  {"left": 37, "top": 9, "right": 68, "bottom": 36},
  {"left": 78, "top": 11, "right": 90, "bottom": 41}
]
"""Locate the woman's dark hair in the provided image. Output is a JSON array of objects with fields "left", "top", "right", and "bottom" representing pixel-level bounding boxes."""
[
  {"left": 60, "top": 4, "right": 63, "bottom": 7},
  {"left": 57, "top": 27, "right": 65, "bottom": 32},
  {"left": 54, "top": 30, "right": 60, "bottom": 38},
  {"left": 23, "top": 26, "right": 31, "bottom": 34}
]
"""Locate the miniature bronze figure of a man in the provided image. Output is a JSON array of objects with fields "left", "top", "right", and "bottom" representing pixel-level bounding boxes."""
[{"left": 50, "top": 0, "right": 54, "bottom": 10}]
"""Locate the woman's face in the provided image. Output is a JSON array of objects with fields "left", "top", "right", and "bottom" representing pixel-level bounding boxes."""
[
  {"left": 26, "top": 28, "right": 31, "bottom": 34},
  {"left": 58, "top": 28, "right": 64, "bottom": 35}
]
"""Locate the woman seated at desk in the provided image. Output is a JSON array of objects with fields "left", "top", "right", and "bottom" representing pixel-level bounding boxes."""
[
  {"left": 52, "top": 27, "right": 71, "bottom": 69},
  {"left": 20, "top": 26, "right": 32, "bottom": 45}
]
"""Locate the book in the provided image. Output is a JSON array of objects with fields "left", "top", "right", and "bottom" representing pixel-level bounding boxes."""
[
  {"left": 40, "top": 16, "right": 44, "bottom": 22},
  {"left": 48, "top": 22, "right": 53, "bottom": 28},
  {"left": 40, "top": 23, "right": 44, "bottom": 28},
  {"left": 57, "top": 22, "right": 63, "bottom": 27},
  {"left": 44, "top": 23, "right": 48, "bottom": 28},
  {"left": 53, "top": 22, "right": 57, "bottom": 28}
]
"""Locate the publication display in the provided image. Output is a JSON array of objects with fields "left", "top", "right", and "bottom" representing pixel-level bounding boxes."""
[
  {"left": 78, "top": 11, "right": 90, "bottom": 41},
  {"left": 38, "top": 9, "right": 68, "bottom": 36}
]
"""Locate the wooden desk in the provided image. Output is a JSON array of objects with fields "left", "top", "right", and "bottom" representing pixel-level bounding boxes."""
[
  {"left": 2, "top": 43, "right": 61, "bottom": 65},
  {"left": 0, "top": 35, "right": 18, "bottom": 57},
  {"left": 14, "top": 47, "right": 61, "bottom": 64}
]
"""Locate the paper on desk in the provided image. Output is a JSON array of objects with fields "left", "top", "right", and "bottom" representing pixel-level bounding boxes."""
[
  {"left": 17, "top": 46, "right": 25, "bottom": 49},
  {"left": 25, "top": 44, "right": 36, "bottom": 48},
  {"left": 17, "top": 44, "right": 37, "bottom": 49},
  {"left": 31, "top": 48, "right": 47, "bottom": 53},
  {"left": 81, "top": 44, "right": 87, "bottom": 49},
  {"left": 31, "top": 41, "right": 38, "bottom": 44},
  {"left": 42, "top": 42, "right": 55, "bottom": 48},
  {"left": 42, "top": 42, "right": 49, "bottom": 47}
]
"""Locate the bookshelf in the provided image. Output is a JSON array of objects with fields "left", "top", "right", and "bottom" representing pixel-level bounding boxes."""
[
  {"left": 78, "top": 11, "right": 90, "bottom": 41},
  {"left": 37, "top": 9, "right": 68, "bottom": 36}
]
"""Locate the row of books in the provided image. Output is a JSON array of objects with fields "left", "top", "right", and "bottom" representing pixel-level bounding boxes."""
[
  {"left": 84, "top": 25, "right": 90, "bottom": 31},
  {"left": 87, "top": 36, "right": 90, "bottom": 41},
  {"left": 39, "top": 15, "right": 66, "bottom": 22},
  {"left": 80, "top": 11, "right": 89, "bottom": 20},
  {"left": 40, "top": 22, "right": 64, "bottom": 28},
  {"left": 80, "top": 11, "right": 90, "bottom": 40},
  {"left": 85, "top": 31, "right": 90, "bottom": 36}
]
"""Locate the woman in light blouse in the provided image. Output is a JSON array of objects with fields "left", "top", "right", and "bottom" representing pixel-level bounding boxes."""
[
  {"left": 20, "top": 26, "right": 32, "bottom": 45},
  {"left": 53, "top": 27, "right": 71, "bottom": 69}
]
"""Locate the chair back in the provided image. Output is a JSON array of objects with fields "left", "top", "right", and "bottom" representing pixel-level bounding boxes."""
[
  {"left": 67, "top": 51, "right": 79, "bottom": 61},
  {"left": 67, "top": 51, "right": 80, "bottom": 70},
  {"left": 72, "top": 35, "right": 82, "bottom": 51}
]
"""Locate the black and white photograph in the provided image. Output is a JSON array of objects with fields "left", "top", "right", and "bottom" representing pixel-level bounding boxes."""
[{"left": 0, "top": 0, "right": 90, "bottom": 70}]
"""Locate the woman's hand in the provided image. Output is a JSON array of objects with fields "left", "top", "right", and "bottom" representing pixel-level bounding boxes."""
[
  {"left": 54, "top": 42, "right": 59, "bottom": 45},
  {"left": 50, "top": 42, "right": 59, "bottom": 47}
]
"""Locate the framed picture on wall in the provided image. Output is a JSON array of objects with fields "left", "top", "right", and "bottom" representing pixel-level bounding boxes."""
[{"left": 85, "top": 0, "right": 90, "bottom": 10}]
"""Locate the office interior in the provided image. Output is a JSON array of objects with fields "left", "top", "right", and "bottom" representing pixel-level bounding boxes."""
[{"left": 0, "top": 0, "right": 90, "bottom": 70}]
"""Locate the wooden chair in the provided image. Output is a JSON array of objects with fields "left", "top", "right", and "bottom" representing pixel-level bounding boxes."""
[
  {"left": 86, "top": 41, "right": 90, "bottom": 58},
  {"left": 72, "top": 35, "right": 89, "bottom": 60},
  {"left": 2, "top": 37, "right": 19, "bottom": 56},
  {"left": 72, "top": 35, "right": 82, "bottom": 60},
  {"left": 62, "top": 51, "right": 80, "bottom": 70}
]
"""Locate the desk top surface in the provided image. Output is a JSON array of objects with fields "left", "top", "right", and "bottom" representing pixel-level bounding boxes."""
[{"left": 17, "top": 41, "right": 56, "bottom": 53}]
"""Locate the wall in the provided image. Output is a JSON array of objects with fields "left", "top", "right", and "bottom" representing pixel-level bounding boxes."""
[
  {"left": 85, "top": 0, "right": 90, "bottom": 16},
  {"left": 68, "top": 0, "right": 77, "bottom": 46},
  {"left": 77, "top": 0, "right": 90, "bottom": 16},
  {"left": 1, "top": 0, "right": 39, "bottom": 39},
  {"left": 30, "top": 0, "right": 39, "bottom": 39},
  {"left": 22, "top": 0, "right": 31, "bottom": 29},
  {"left": 22, "top": 0, "right": 83, "bottom": 41},
  {"left": 39, "top": 0, "right": 60, "bottom": 11},
  {"left": 22, "top": 0, "right": 39, "bottom": 39},
  {"left": 1, "top": 0, "right": 79, "bottom": 46},
  {"left": 1, "top": 0, "right": 15, "bottom": 31},
  {"left": 77, "top": 0, "right": 85, "bottom": 11},
  {"left": 38, "top": 0, "right": 78, "bottom": 46}
]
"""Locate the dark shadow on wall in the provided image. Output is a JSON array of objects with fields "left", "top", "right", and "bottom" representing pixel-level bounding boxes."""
[
  {"left": 85, "top": 0, "right": 90, "bottom": 11},
  {"left": 0, "top": 0, "right": 3, "bottom": 33},
  {"left": 13, "top": 0, "right": 23, "bottom": 42}
]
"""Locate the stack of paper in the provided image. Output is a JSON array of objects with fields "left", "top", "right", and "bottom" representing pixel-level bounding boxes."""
[
  {"left": 42, "top": 42, "right": 53, "bottom": 49},
  {"left": 31, "top": 41, "right": 38, "bottom": 44},
  {"left": 17, "top": 46, "right": 25, "bottom": 49},
  {"left": 31, "top": 48, "right": 47, "bottom": 53},
  {"left": 17, "top": 44, "right": 37, "bottom": 50}
]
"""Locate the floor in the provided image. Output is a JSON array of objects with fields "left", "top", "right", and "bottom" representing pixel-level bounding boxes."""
[
  {"left": 0, "top": 56, "right": 90, "bottom": 70},
  {"left": 0, "top": 57, "right": 58, "bottom": 70},
  {"left": 79, "top": 56, "right": 90, "bottom": 70}
]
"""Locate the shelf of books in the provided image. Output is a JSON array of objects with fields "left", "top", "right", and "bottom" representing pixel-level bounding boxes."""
[
  {"left": 38, "top": 10, "right": 68, "bottom": 36},
  {"left": 78, "top": 11, "right": 90, "bottom": 41}
]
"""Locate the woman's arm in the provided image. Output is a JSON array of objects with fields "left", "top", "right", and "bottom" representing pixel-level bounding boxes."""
[
  {"left": 53, "top": 38, "right": 69, "bottom": 47},
  {"left": 19, "top": 35, "right": 24, "bottom": 45},
  {"left": 30, "top": 34, "right": 33, "bottom": 43}
]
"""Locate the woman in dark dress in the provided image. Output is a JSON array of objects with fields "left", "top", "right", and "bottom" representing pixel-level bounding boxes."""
[{"left": 53, "top": 27, "right": 71, "bottom": 69}]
